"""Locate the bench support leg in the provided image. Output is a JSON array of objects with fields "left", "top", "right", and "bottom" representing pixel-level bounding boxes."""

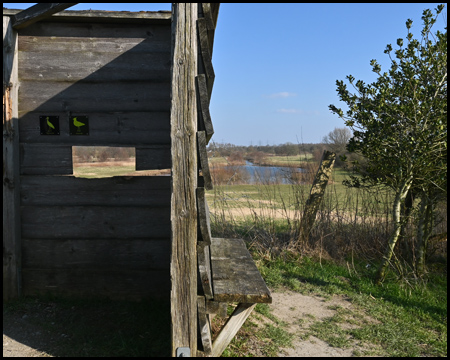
[{"left": 211, "top": 303, "right": 256, "bottom": 357}]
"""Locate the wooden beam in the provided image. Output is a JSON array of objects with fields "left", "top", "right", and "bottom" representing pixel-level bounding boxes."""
[
  {"left": 197, "top": 131, "right": 213, "bottom": 189},
  {"left": 197, "top": 295, "right": 213, "bottom": 355},
  {"left": 196, "top": 76, "right": 214, "bottom": 142},
  {"left": 197, "top": 243, "right": 213, "bottom": 299},
  {"left": 170, "top": 3, "right": 198, "bottom": 357},
  {"left": 212, "top": 303, "right": 256, "bottom": 357},
  {"left": 11, "top": 3, "right": 78, "bottom": 29},
  {"left": 197, "top": 187, "right": 212, "bottom": 245},
  {"left": 3, "top": 16, "right": 21, "bottom": 301},
  {"left": 197, "top": 17, "right": 215, "bottom": 96}
]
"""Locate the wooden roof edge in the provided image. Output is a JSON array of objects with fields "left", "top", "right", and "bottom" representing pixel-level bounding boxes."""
[{"left": 3, "top": 8, "right": 172, "bottom": 23}]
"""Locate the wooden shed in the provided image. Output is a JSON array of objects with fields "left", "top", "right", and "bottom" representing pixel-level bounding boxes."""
[{"left": 3, "top": 3, "right": 271, "bottom": 356}]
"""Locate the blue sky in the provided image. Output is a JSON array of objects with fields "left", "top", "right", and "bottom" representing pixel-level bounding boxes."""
[{"left": 4, "top": 3, "right": 447, "bottom": 145}]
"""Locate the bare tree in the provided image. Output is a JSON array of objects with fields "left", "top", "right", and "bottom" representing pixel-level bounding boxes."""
[{"left": 322, "top": 127, "right": 352, "bottom": 154}]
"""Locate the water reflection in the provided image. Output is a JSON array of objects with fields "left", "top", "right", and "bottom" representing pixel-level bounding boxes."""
[{"left": 225, "top": 161, "right": 304, "bottom": 184}]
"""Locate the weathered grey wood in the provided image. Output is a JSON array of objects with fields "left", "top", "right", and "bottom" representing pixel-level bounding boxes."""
[
  {"left": 22, "top": 238, "right": 170, "bottom": 271},
  {"left": 197, "top": 187, "right": 212, "bottom": 245},
  {"left": 21, "top": 268, "right": 170, "bottom": 301},
  {"left": 3, "top": 16, "right": 21, "bottom": 301},
  {"left": 135, "top": 146, "right": 171, "bottom": 170},
  {"left": 11, "top": 3, "right": 78, "bottom": 29},
  {"left": 20, "top": 144, "right": 73, "bottom": 175},
  {"left": 197, "top": 243, "right": 213, "bottom": 299},
  {"left": 212, "top": 303, "right": 256, "bottom": 357},
  {"left": 19, "top": 51, "right": 171, "bottom": 83},
  {"left": 206, "top": 300, "right": 227, "bottom": 317},
  {"left": 196, "top": 76, "right": 214, "bottom": 143},
  {"left": 4, "top": 8, "right": 172, "bottom": 23},
  {"left": 20, "top": 175, "right": 171, "bottom": 207},
  {"left": 201, "top": 3, "right": 220, "bottom": 56},
  {"left": 210, "top": 238, "right": 272, "bottom": 304},
  {"left": 170, "top": 3, "right": 198, "bottom": 356},
  {"left": 21, "top": 206, "right": 170, "bottom": 239},
  {"left": 19, "top": 112, "right": 170, "bottom": 146},
  {"left": 197, "top": 295, "right": 213, "bottom": 355},
  {"left": 197, "top": 17, "right": 215, "bottom": 96},
  {"left": 197, "top": 131, "right": 213, "bottom": 190},
  {"left": 298, "top": 150, "right": 336, "bottom": 245},
  {"left": 18, "top": 80, "right": 171, "bottom": 114}
]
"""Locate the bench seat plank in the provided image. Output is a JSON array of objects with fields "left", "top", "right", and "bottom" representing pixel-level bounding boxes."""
[{"left": 210, "top": 238, "right": 272, "bottom": 304}]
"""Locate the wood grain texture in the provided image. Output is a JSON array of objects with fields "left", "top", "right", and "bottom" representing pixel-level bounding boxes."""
[
  {"left": 20, "top": 175, "right": 171, "bottom": 206},
  {"left": 210, "top": 238, "right": 272, "bottom": 304},
  {"left": 197, "top": 295, "right": 213, "bottom": 355},
  {"left": 21, "top": 205, "right": 170, "bottom": 239},
  {"left": 11, "top": 3, "right": 78, "bottom": 29},
  {"left": 197, "top": 243, "right": 213, "bottom": 299},
  {"left": 135, "top": 145, "right": 171, "bottom": 170},
  {"left": 3, "top": 16, "right": 22, "bottom": 301},
  {"left": 170, "top": 3, "right": 198, "bottom": 356},
  {"left": 197, "top": 187, "right": 212, "bottom": 245},
  {"left": 196, "top": 76, "right": 214, "bottom": 143},
  {"left": 197, "top": 131, "right": 213, "bottom": 189},
  {"left": 212, "top": 303, "right": 256, "bottom": 357},
  {"left": 19, "top": 111, "right": 170, "bottom": 146},
  {"left": 196, "top": 17, "right": 215, "bottom": 98},
  {"left": 22, "top": 238, "right": 170, "bottom": 271},
  {"left": 21, "top": 268, "right": 170, "bottom": 301},
  {"left": 20, "top": 143, "right": 73, "bottom": 175}
]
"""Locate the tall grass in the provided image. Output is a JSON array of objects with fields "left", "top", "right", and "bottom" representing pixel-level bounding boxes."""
[{"left": 207, "top": 159, "right": 447, "bottom": 278}]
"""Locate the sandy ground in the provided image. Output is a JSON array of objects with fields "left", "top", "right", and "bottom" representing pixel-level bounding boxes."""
[{"left": 4, "top": 290, "right": 379, "bottom": 357}]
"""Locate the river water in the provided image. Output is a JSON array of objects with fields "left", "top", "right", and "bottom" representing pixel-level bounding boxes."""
[{"left": 225, "top": 161, "right": 304, "bottom": 184}]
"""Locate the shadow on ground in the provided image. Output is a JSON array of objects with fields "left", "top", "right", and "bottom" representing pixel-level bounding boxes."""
[{"left": 3, "top": 296, "right": 171, "bottom": 357}]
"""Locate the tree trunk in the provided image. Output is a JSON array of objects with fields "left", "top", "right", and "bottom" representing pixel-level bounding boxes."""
[
  {"left": 297, "top": 150, "right": 336, "bottom": 247},
  {"left": 415, "top": 193, "right": 433, "bottom": 276},
  {"left": 375, "top": 178, "right": 412, "bottom": 284}
]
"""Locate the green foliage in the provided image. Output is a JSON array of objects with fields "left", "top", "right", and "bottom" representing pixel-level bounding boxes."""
[{"left": 329, "top": 4, "right": 447, "bottom": 281}]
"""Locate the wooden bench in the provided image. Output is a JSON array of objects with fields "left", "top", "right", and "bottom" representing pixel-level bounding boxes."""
[{"left": 197, "top": 237, "right": 272, "bottom": 357}]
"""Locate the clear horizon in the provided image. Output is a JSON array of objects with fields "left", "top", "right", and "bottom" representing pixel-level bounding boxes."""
[{"left": 4, "top": 3, "right": 446, "bottom": 145}]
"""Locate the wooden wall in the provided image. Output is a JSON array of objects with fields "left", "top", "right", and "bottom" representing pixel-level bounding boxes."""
[{"left": 16, "top": 14, "right": 173, "bottom": 300}]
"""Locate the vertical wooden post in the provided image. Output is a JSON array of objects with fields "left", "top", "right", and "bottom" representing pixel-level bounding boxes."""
[
  {"left": 3, "top": 16, "right": 21, "bottom": 301},
  {"left": 170, "top": 3, "right": 198, "bottom": 357},
  {"left": 298, "top": 150, "right": 336, "bottom": 245}
]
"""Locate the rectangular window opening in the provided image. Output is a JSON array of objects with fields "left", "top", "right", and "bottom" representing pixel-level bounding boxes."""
[{"left": 72, "top": 146, "right": 136, "bottom": 178}]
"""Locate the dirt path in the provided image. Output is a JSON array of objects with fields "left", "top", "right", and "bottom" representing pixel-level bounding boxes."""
[{"left": 3, "top": 290, "right": 379, "bottom": 357}]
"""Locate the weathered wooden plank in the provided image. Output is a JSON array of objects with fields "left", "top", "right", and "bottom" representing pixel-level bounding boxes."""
[
  {"left": 197, "top": 295, "right": 213, "bottom": 355},
  {"left": 20, "top": 175, "right": 171, "bottom": 207},
  {"left": 212, "top": 303, "right": 256, "bottom": 357},
  {"left": 18, "top": 80, "right": 171, "bottom": 114},
  {"left": 22, "top": 238, "right": 170, "bottom": 271},
  {"left": 196, "top": 76, "right": 214, "bottom": 143},
  {"left": 201, "top": 3, "right": 220, "bottom": 56},
  {"left": 197, "top": 17, "right": 215, "bottom": 96},
  {"left": 135, "top": 146, "right": 171, "bottom": 170},
  {"left": 20, "top": 143, "right": 73, "bottom": 175},
  {"left": 210, "top": 238, "right": 272, "bottom": 304},
  {"left": 21, "top": 268, "right": 171, "bottom": 301},
  {"left": 4, "top": 8, "right": 172, "bottom": 24},
  {"left": 197, "top": 187, "right": 212, "bottom": 245},
  {"left": 19, "top": 50, "right": 171, "bottom": 82},
  {"left": 21, "top": 206, "right": 170, "bottom": 239},
  {"left": 170, "top": 3, "right": 198, "bottom": 356},
  {"left": 3, "top": 16, "right": 22, "bottom": 301},
  {"left": 19, "top": 111, "right": 170, "bottom": 146},
  {"left": 198, "top": 243, "right": 213, "bottom": 299},
  {"left": 197, "top": 131, "right": 213, "bottom": 190},
  {"left": 11, "top": 3, "right": 78, "bottom": 30}
]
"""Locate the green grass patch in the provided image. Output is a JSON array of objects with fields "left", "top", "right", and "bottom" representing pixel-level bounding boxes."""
[{"left": 256, "top": 254, "right": 447, "bottom": 357}]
